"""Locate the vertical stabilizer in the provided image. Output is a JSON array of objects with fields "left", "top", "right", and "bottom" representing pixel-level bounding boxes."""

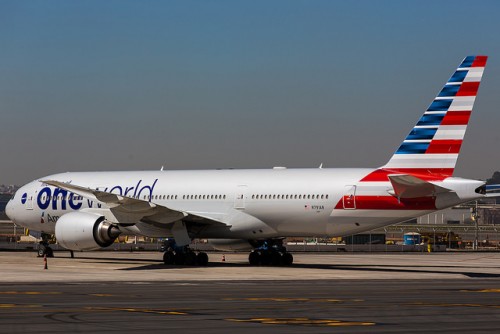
[{"left": 382, "top": 55, "right": 487, "bottom": 179}]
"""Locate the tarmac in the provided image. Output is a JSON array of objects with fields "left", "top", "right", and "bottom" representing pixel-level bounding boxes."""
[{"left": 1, "top": 251, "right": 499, "bottom": 333}]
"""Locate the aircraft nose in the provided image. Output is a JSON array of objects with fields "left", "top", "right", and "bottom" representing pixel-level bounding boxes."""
[{"left": 5, "top": 198, "right": 15, "bottom": 222}]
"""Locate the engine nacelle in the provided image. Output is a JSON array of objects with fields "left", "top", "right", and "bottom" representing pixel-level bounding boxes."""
[
  {"left": 208, "top": 239, "right": 253, "bottom": 251},
  {"left": 55, "top": 211, "right": 121, "bottom": 251}
]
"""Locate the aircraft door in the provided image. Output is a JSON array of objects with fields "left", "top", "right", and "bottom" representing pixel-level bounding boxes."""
[
  {"left": 25, "top": 195, "right": 34, "bottom": 210},
  {"left": 342, "top": 185, "right": 356, "bottom": 210},
  {"left": 234, "top": 185, "right": 248, "bottom": 209}
]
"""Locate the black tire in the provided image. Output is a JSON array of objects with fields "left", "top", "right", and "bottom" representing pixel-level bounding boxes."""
[
  {"left": 248, "top": 251, "right": 260, "bottom": 266},
  {"left": 271, "top": 251, "right": 283, "bottom": 266},
  {"left": 163, "top": 251, "right": 175, "bottom": 265},
  {"left": 282, "top": 252, "right": 293, "bottom": 266},
  {"left": 174, "top": 252, "right": 185, "bottom": 265},
  {"left": 197, "top": 252, "right": 209, "bottom": 266},
  {"left": 185, "top": 252, "right": 197, "bottom": 266},
  {"left": 37, "top": 246, "right": 46, "bottom": 257},
  {"left": 260, "top": 250, "right": 271, "bottom": 266}
]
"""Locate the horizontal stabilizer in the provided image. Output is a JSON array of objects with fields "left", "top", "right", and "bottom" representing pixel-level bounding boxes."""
[
  {"left": 388, "top": 174, "right": 452, "bottom": 199},
  {"left": 485, "top": 184, "right": 500, "bottom": 197},
  {"left": 486, "top": 184, "right": 500, "bottom": 192}
]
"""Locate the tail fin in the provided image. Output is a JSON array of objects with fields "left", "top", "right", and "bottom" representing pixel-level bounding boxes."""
[{"left": 382, "top": 55, "right": 488, "bottom": 179}]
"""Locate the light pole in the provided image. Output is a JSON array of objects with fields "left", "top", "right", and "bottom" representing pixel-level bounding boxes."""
[
  {"left": 433, "top": 228, "right": 436, "bottom": 252},
  {"left": 474, "top": 201, "right": 479, "bottom": 250}
]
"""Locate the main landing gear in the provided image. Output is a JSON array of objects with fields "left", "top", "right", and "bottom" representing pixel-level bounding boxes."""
[
  {"left": 161, "top": 239, "right": 208, "bottom": 266},
  {"left": 163, "top": 248, "right": 209, "bottom": 266},
  {"left": 248, "top": 240, "right": 293, "bottom": 266},
  {"left": 37, "top": 233, "right": 54, "bottom": 258}
]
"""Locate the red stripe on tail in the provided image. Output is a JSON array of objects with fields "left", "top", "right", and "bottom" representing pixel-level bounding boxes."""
[
  {"left": 456, "top": 82, "right": 480, "bottom": 96},
  {"left": 441, "top": 110, "right": 471, "bottom": 125},
  {"left": 426, "top": 140, "right": 462, "bottom": 154},
  {"left": 471, "top": 56, "right": 488, "bottom": 67}
]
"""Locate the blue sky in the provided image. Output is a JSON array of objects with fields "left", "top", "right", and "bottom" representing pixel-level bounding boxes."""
[{"left": 1, "top": 0, "right": 499, "bottom": 184}]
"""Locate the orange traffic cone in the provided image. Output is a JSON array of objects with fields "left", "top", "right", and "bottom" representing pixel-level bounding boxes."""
[{"left": 44, "top": 254, "right": 48, "bottom": 270}]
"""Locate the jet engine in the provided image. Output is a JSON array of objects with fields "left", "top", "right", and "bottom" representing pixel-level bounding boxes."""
[
  {"left": 55, "top": 211, "right": 121, "bottom": 251},
  {"left": 208, "top": 239, "right": 253, "bottom": 251}
]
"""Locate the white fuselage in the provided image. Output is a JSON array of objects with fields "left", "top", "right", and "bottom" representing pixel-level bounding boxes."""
[{"left": 6, "top": 168, "right": 484, "bottom": 240}]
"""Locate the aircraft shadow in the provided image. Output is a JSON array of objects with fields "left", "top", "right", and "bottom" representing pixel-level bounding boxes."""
[
  {"left": 116, "top": 261, "right": 500, "bottom": 278},
  {"left": 52, "top": 253, "right": 500, "bottom": 278}
]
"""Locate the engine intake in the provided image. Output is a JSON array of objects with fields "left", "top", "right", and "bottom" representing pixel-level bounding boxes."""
[{"left": 55, "top": 211, "right": 121, "bottom": 251}]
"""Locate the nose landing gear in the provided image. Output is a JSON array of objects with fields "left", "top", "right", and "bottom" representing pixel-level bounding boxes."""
[{"left": 37, "top": 233, "right": 54, "bottom": 258}]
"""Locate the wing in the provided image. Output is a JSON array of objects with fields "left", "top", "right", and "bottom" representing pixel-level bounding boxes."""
[
  {"left": 41, "top": 180, "right": 227, "bottom": 227},
  {"left": 387, "top": 174, "right": 452, "bottom": 199}
]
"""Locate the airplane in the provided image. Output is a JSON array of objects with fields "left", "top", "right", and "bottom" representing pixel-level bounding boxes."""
[{"left": 5, "top": 55, "right": 489, "bottom": 266}]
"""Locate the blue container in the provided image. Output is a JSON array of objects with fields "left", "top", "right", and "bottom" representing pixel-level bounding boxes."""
[{"left": 404, "top": 233, "right": 421, "bottom": 245}]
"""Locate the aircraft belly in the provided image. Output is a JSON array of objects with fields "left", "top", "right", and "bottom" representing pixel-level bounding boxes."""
[
  {"left": 327, "top": 209, "right": 433, "bottom": 236},
  {"left": 247, "top": 206, "right": 332, "bottom": 236}
]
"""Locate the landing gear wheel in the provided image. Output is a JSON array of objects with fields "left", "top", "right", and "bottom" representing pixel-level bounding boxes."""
[
  {"left": 184, "top": 251, "right": 197, "bottom": 266},
  {"left": 248, "top": 239, "right": 292, "bottom": 266},
  {"left": 282, "top": 252, "right": 293, "bottom": 266},
  {"left": 271, "top": 251, "right": 283, "bottom": 266},
  {"left": 260, "top": 250, "right": 271, "bottom": 266},
  {"left": 249, "top": 251, "right": 260, "bottom": 266},
  {"left": 163, "top": 251, "right": 175, "bottom": 265},
  {"left": 196, "top": 252, "right": 209, "bottom": 266},
  {"left": 37, "top": 244, "right": 54, "bottom": 258},
  {"left": 174, "top": 252, "right": 185, "bottom": 265}
]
